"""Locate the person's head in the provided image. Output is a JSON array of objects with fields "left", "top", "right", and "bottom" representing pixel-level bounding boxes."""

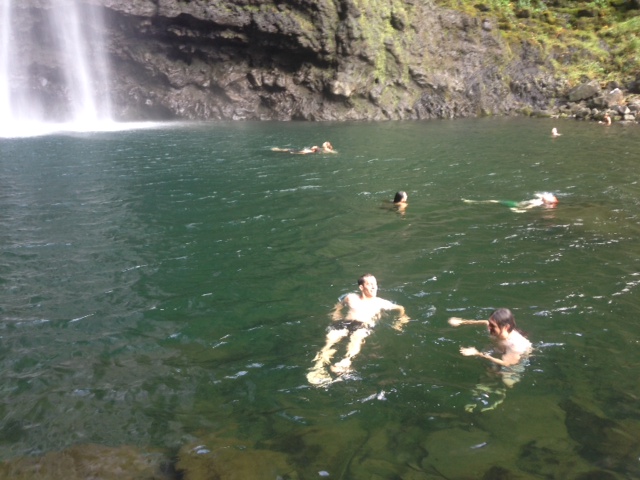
[
  {"left": 393, "top": 191, "right": 408, "bottom": 204},
  {"left": 357, "top": 273, "right": 378, "bottom": 298},
  {"left": 539, "top": 192, "right": 558, "bottom": 206},
  {"left": 488, "top": 308, "right": 516, "bottom": 336},
  {"left": 322, "top": 141, "right": 333, "bottom": 151}
]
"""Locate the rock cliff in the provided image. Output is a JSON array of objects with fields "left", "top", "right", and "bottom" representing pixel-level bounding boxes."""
[{"left": 16, "top": 0, "right": 565, "bottom": 121}]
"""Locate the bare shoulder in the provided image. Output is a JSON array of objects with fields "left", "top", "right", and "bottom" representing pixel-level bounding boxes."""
[
  {"left": 376, "top": 297, "right": 398, "bottom": 309},
  {"left": 342, "top": 292, "right": 360, "bottom": 305}
]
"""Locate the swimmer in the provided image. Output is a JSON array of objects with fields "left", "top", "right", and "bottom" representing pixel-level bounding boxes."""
[
  {"left": 551, "top": 127, "right": 562, "bottom": 137},
  {"left": 449, "top": 308, "right": 532, "bottom": 387},
  {"left": 321, "top": 141, "right": 337, "bottom": 153},
  {"left": 392, "top": 191, "right": 408, "bottom": 215},
  {"left": 599, "top": 113, "right": 611, "bottom": 126},
  {"left": 307, "top": 274, "right": 408, "bottom": 385},
  {"left": 462, "top": 192, "right": 558, "bottom": 213},
  {"left": 271, "top": 145, "right": 319, "bottom": 154},
  {"left": 271, "top": 141, "right": 336, "bottom": 155}
]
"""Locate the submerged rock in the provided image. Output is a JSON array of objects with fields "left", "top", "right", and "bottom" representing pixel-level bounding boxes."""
[
  {"left": 561, "top": 397, "right": 640, "bottom": 476},
  {"left": 0, "top": 443, "right": 175, "bottom": 480}
]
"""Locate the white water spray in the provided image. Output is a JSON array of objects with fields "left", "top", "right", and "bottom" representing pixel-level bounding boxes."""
[{"left": 0, "top": 0, "right": 114, "bottom": 137}]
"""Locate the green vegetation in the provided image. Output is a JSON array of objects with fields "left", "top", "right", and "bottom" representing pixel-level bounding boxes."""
[
  {"left": 352, "top": 0, "right": 415, "bottom": 84},
  {"left": 438, "top": 0, "right": 640, "bottom": 85}
]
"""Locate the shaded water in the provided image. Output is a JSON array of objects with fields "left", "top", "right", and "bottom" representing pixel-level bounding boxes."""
[{"left": 1, "top": 118, "right": 639, "bottom": 477}]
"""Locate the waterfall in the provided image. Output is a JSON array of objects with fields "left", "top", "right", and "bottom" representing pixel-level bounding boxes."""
[{"left": 0, "top": 0, "right": 113, "bottom": 137}]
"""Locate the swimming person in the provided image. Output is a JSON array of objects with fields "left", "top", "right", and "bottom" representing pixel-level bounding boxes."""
[
  {"left": 551, "top": 127, "right": 562, "bottom": 137},
  {"left": 321, "top": 141, "right": 337, "bottom": 153},
  {"left": 271, "top": 145, "right": 318, "bottom": 154},
  {"left": 392, "top": 191, "right": 408, "bottom": 215},
  {"left": 462, "top": 192, "right": 558, "bottom": 213},
  {"left": 271, "top": 141, "right": 335, "bottom": 155},
  {"left": 307, "top": 274, "right": 409, "bottom": 386},
  {"left": 449, "top": 308, "right": 532, "bottom": 411},
  {"left": 599, "top": 113, "right": 612, "bottom": 126}
]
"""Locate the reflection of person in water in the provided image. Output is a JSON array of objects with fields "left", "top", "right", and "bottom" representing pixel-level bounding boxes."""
[
  {"left": 271, "top": 141, "right": 336, "bottom": 155},
  {"left": 449, "top": 308, "right": 532, "bottom": 412},
  {"left": 307, "top": 274, "right": 408, "bottom": 386},
  {"left": 463, "top": 192, "right": 558, "bottom": 213}
]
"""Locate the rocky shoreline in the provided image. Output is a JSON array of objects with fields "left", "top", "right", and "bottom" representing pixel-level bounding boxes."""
[{"left": 530, "top": 80, "right": 640, "bottom": 125}]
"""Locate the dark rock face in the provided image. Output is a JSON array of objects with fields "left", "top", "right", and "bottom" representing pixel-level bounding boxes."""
[{"left": 14, "top": 0, "right": 566, "bottom": 121}]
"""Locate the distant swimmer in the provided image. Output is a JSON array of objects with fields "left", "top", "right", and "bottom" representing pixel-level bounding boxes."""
[
  {"left": 449, "top": 308, "right": 533, "bottom": 411},
  {"left": 271, "top": 141, "right": 336, "bottom": 155},
  {"left": 321, "top": 141, "right": 337, "bottom": 153},
  {"left": 599, "top": 113, "right": 611, "bottom": 126},
  {"left": 462, "top": 192, "right": 558, "bottom": 213},
  {"left": 551, "top": 127, "right": 562, "bottom": 137},
  {"left": 271, "top": 145, "right": 318, "bottom": 154},
  {"left": 306, "top": 274, "right": 408, "bottom": 386},
  {"left": 392, "top": 191, "right": 408, "bottom": 215}
]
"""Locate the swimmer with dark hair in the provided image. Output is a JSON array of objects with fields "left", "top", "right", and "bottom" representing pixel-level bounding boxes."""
[
  {"left": 393, "top": 191, "right": 408, "bottom": 204},
  {"left": 391, "top": 191, "right": 408, "bottom": 215},
  {"left": 449, "top": 309, "right": 531, "bottom": 370},
  {"left": 449, "top": 308, "right": 533, "bottom": 411},
  {"left": 463, "top": 192, "right": 558, "bottom": 213},
  {"left": 306, "top": 274, "right": 408, "bottom": 386}
]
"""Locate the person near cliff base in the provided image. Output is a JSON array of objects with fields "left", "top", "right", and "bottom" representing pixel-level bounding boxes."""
[
  {"left": 462, "top": 192, "right": 558, "bottom": 213},
  {"left": 449, "top": 308, "right": 533, "bottom": 411},
  {"left": 551, "top": 127, "right": 562, "bottom": 137},
  {"left": 599, "top": 113, "right": 612, "bottom": 126},
  {"left": 306, "top": 274, "right": 409, "bottom": 386}
]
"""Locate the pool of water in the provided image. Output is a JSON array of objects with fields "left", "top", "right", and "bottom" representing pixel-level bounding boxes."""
[{"left": 0, "top": 118, "right": 639, "bottom": 478}]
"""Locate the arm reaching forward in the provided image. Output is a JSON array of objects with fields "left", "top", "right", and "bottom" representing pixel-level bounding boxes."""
[
  {"left": 459, "top": 346, "right": 524, "bottom": 367},
  {"left": 448, "top": 317, "right": 489, "bottom": 327}
]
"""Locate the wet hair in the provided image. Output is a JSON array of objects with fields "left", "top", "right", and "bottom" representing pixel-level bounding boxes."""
[
  {"left": 489, "top": 308, "right": 516, "bottom": 333},
  {"left": 393, "top": 191, "right": 407, "bottom": 203},
  {"left": 358, "top": 273, "right": 375, "bottom": 287}
]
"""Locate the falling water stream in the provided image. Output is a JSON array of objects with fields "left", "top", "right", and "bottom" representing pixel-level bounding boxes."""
[{"left": 0, "top": 0, "right": 112, "bottom": 136}]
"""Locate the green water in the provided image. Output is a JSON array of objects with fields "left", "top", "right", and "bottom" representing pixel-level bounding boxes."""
[{"left": 1, "top": 118, "right": 639, "bottom": 478}]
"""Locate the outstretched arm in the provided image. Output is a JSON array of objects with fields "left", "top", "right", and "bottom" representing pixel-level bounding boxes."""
[
  {"left": 459, "top": 347, "right": 521, "bottom": 367},
  {"left": 448, "top": 317, "right": 489, "bottom": 327}
]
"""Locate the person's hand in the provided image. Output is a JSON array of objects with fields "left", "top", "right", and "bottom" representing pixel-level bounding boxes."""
[
  {"left": 448, "top": 317, "right": 463, "bottom": 327},
  {"left": 392, "top": 314, "right": 410, "bottom": 331},
  {"left": 460, "top": 346, "right": 480, "bottom": 357}
]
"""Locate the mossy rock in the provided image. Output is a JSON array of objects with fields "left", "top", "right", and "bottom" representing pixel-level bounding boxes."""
[
  {"left": 0, "top": 444, "right": 173, "bottom": 480},
  {"left": 176, "top": 441, "right": 298, "bottom": 480}
]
